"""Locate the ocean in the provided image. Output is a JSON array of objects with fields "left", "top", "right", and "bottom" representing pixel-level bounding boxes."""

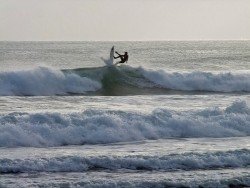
[{"left": 0, "top": 41, "right": 249, "bottom": 187}]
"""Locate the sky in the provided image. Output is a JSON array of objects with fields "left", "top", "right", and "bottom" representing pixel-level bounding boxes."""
[{"left": 0, "top": 0, "right": 250, "bottom": 41}]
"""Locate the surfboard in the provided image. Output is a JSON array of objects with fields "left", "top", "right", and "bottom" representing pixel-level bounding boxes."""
[
  {"left": 101, "top": 46, "right": 116, "bottom": 66},
  {"left": 110, "top": 46, "right": 114, "bottom": 65}
]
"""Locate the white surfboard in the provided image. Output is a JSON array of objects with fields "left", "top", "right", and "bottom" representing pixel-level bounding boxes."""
[
  {"left": 110, "top": 46, "right": 114, "bottom": 65},
  {"left": 102, "top": 46, "right": 115, "bottom": 66}
]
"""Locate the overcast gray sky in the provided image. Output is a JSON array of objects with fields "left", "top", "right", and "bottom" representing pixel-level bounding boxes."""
[{"left": 0, "top": 0, "right": 249, "bottom": 41}]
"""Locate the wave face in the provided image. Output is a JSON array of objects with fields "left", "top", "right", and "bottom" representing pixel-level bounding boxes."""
[
  {"left": 0, "top": 67, "right": 101, "bottom": 96},
  {"left": 0, "top": 149, "right": 249, "bottom": 173},
  {"left": 0, "top": 66, "right": 249, "bottom": 96},
  {"left": 0, "top": 101, "right": 249, "bottom": 147},
  {"left": 71, "top": 65, "right": 250, "bottom": 95}
]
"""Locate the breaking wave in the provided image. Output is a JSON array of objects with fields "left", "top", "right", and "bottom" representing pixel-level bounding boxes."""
[
  {"left": 0, "top": 67, "right": 101, "bottom": 96},
  {"left": 68, "top": 65, "right": 250, "bottom": 95},
  {"left": 0, "top": 149, "right": 249, "bottom": 173},
  {"left": 141, "top": 68, "right": 250, "bottom": 92},
  {"left": 1, "top": 171, "right": 249, "bottom": 188},
  {"left": 0, "top": 101, "right": 249, "bottom": 147},
  {"left": 0, "top": 66, "right": 249, "bottom": 96}
]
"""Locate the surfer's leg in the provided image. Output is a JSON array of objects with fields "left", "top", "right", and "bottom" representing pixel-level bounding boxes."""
[
  {"left": 114, "top": 55, "right": 121, "bottom": 59},
  {"left": 115, "top": 61, "right": 121, "bottom": 65},
  {"left": 120, "top": 60, "right": 126, "bottom": 64}
]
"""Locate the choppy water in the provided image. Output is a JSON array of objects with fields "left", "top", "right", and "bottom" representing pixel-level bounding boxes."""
[{"left": 0, "top": 41, "right": 249, "bottom": 187}]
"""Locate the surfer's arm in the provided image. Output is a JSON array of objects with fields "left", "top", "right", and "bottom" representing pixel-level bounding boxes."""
[{"left": 115, "top": 51, "right": 121, "bottom": 56}]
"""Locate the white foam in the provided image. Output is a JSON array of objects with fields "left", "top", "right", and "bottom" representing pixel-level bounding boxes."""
[
  {"left": 0, "top": 67, "right": 101, "bottom": 96},
  {"left": 141, "top": 68, "right": 250, "bottom": 92},
  {"left": 1, "top": 170, "right": 250, "bottom": 188},
  {"left": 0, "top": 149, "right": 249, "bottom": 173},
  {"left": 0, "top": 101, "right": 249, "bottom": 147}
]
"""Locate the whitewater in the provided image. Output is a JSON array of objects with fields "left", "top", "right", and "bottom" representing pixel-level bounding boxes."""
[{"left": 0, "top": 41, "right": 249, "bottom": 187}]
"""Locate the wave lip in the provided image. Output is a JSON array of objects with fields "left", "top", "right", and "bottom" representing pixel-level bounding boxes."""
[
  {"left": 141, "top": 68, "right": 250, "bottom": 92},
  {"left": 0, "top": 101, "right": 249, "bottom": 147},
  {"left": 0, "top": 149, "right": 249, "bottom": 173},
  {"left": 0, "top": 67, "right": 101, "bottom": 96}
]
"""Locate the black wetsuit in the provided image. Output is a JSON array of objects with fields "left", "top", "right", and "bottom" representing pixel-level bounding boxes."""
[
  {"left": 120, "top": 54, "right": 128, "bottom": 63},
  {"left": 114, "top": 52, "right": 128, "bottom": 64}
]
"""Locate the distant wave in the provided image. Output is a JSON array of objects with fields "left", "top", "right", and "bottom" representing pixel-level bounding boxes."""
[
  {"left": 0, "top": 101, "right": 249, "bottom": 147},
  {"left": 0, "top": 67, "right": 101, "bottom": 96},
  {"left": 0, "top": 66, "right": 249, "bottom": 96},
  {"left": 0, "top": 149, "right": 249, "bottom": 173}
]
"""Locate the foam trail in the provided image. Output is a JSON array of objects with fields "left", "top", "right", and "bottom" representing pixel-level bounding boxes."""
[
  {"left": 0, "top": 67, "right": 101, "bottom": 96},
  {"left": 0, "top": 149, "right": 249, "bottom": 173},
  {"left": 0, "top": 101, "right": 249, "bottom": 147},
  {"left": 141, "top": 68, "right": 250, "bottom": 92},
  {"left": 1, "top": 171, "right": 249, "bottom": 188}
]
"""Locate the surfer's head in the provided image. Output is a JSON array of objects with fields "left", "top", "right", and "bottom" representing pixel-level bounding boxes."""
[{"left": 125, "top": 52, "right": 128, "bottom": 55}]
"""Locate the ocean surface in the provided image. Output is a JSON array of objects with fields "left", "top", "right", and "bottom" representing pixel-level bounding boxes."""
[{"left": 0, "top": 41, "right": 249, "bottom": 187}]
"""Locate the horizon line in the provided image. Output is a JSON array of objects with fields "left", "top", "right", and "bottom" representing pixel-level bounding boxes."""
[{"left": 0, "top": 39, "right": 250, "bottom": 42}]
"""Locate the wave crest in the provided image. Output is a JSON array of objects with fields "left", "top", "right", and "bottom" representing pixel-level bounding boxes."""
[
  {"left": 0, "top": 67, "right": 101, "bottom": 96},
  {"left": 0, "top": 101, "right": 249, "bottom": 147},
  {"left": 141, "top": 68, "right": 250, "bottom": 92},
  {"left": 0, "top": 149, "right": 249, "bottom": 173}
]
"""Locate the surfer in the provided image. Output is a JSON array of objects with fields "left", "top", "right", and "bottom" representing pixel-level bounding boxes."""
[{"left": 114, "top": 51, "right": 128, "bottom": 65}]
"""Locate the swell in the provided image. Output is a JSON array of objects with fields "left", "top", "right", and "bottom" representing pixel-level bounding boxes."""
[
  {"left": 0, "top": 101, "right": 249, "bottom": 147},
  {"left": 0, "top": 149, "right": 249, "bottom": 173}
]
